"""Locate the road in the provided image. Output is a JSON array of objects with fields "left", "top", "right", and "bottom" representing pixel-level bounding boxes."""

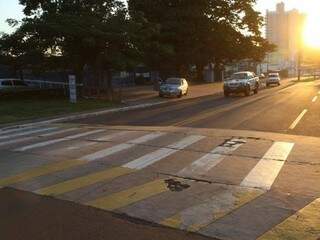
[
  {"left": 1, "top": 79, "right": 320, "bottom": 240},
  {"left": 74, "top": 79, "right": 320, "bottom": 138}
]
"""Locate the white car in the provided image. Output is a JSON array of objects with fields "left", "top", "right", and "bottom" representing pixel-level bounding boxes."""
[
  {"left": 223, "top": 72, "right": 260, "bottom": 97},
  {"left": 159, "top": 78, "right": 189, "bottom": 98},
  {"left": 266, "top": 73, "right": 281, "bottom": 86}
]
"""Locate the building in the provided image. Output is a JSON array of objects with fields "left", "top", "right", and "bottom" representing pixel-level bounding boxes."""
[{"left": 265, "top": 2, "right": 306, "bottom": 75}]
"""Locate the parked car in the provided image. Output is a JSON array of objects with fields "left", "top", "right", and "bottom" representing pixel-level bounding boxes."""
[
  {"left": 159, "top": 78, "right": 189, "bottom": 98},
  {"left": 223, "top": 71, "right": 260, "bottom": 97},
  {"left": 0, "top": 79, "right": 30, "bottom": 92},
  {"left": 266, "top": 73, "right": 281, "bottom": 87}
]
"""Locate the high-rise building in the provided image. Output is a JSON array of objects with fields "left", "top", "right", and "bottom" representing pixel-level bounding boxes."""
[{"left": 265, "top": 2, "right": 306, "bottom": 74}]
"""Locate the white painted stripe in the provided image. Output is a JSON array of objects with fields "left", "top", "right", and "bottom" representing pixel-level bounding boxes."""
[
  {"left": 289, "top": 109, "right": 308, "bottom": 130},
  {"left": 0, "top": 136, "right": 34, "bottom": 147},
  {"left": 14, "top": 129, "right": 105, "bottom": 152},
  {"left": 81, "top": 132, "right": 166, "bottom": 161},
  {"left": 0, "top": 126, "right": 38, "bottom": 136},
  {"left": 179, "top": 139, "right": 246, "bottom": 176},
  {"left": 312, "top": 96, "right": 318, "bottom": 103},
  {"left": 124, "top": 135, "right": 205, "bottom": 170},
  {"left": 241, "top": 142, "right": 294, "bottom": 190},
  {"left": 91, "top": 131, "right": 132, "bottom": 142},
  {"left": 62, "top": 131, "right": 132, "bottom": 151},
  {"left": 67, "top": 141, "right": 97, "bottom": 150},
  {"left": 0, "top": 127, "right": 58, "bottom": 140},
  {"left": 39, "top": 128, "right": 78, "bottom": 137}
]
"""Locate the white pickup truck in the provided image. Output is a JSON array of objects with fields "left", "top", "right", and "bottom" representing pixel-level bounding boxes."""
[{"left": 223, "top": 71, "right": 260, "bottom": 97}]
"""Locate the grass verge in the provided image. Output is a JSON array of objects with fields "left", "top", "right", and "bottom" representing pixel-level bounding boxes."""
[{"left": 0, "top": 90, "right": 114, "bottom": 125}]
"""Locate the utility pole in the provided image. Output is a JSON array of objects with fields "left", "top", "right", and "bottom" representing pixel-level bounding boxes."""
[{"left": 297, "top": 51, "right": 302, "bottom": 81}]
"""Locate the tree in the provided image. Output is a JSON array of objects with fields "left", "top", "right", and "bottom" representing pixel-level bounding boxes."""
[
  {"left": 129, "top": 0, "right": 275, "bottom": 81},
  {"left": 0, "top": 0, "right": 140, "bottom": 99}
]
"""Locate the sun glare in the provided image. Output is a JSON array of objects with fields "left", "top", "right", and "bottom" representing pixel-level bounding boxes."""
[{"left": 303, "top": 3, "right": 320, "bottom": 48}]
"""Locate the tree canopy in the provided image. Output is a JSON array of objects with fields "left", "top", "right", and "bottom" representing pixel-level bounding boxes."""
[
  {"left": 129, "top": 0, "right": 275, "bottom": 80},
  {"left": 0, "top": 0, "right": 275, "bottom": 86}
]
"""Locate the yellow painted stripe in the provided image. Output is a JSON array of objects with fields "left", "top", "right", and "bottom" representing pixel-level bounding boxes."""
[
  {"left": 37, "top": 167, "right": 135, "bottom": 196},
  {"left": 87, "top": 179, "right": 168, "bottom": 211},
  {"left": 161, "top": 188, "right": 263, "bottom": 232},
  {"left": 0, "top": 159, "right": 86, "bottom": 186},
  {"left": 258, "top": 198, "right": 320, "bottom": 240}
]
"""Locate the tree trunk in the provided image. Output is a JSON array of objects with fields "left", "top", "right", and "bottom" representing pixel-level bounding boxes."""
[
  {"left": 196, "top": 64, "right": 204, "bottom": 82},
  {"left": 214, "top": 62, "right": 223, "bottom": 82}
]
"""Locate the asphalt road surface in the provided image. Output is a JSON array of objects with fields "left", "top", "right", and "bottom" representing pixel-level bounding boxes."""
[
  {"left": 72, "top": 79, "right": 320, "bottom": 138},
  {"left": 1, "top": 79, "right": 320, "bottom": 240}
]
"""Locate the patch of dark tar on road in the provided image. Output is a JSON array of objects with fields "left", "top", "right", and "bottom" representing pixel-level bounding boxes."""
[{"left": 165, "top": 179, "right": 190, "bottom": 192}]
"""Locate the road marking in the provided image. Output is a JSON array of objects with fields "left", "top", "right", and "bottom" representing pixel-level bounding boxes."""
[
  {"left": 289, "top": 109, "right": 308, "bottom": 130},
  {"left": 86, "top": 179, "right": 168, "bottom": 211},
  {"left": 14, "top": 129, "right": 105, "bottom": 152},
  {"left": 1, "top": 132, "right": 166, "bottom": 186},
  {"left": 0, "top": 136, "right": 35, "bottom": 147},
  {"left": 312, "top": 96, "right": 318, "bottom": 103},
  {"left": 0, "top": 126, "right": 40, "bottom": 136},
  {"left": 37, "top": 167, "right": 135, "bottom": 196},
  {"left": 81, "top": 132, "right": 166, "bottom": 161},
  {"left": 0, "top": 127, "right": 58, "bottom": 140},
  {"left": 258, "top": 198, "right": 320, "bottom": 240},
  {"left": 39, "top": 128, "right": 78, "bottom": 137},
  {"left": 162, "top": 187, "right": 263, "bottom": 232},
  {"left": 241, "top": 142, "right": 294, "bottom": 190},
  {"left": 90, "top": 131, "right": 133, "bottom": 142},
  {"left": 178, "top": 139, "right": 246, "bottom": 176},
  {"left": 61, "top": 131, "right": 133, "bottom": 151},
  {"left": 124, "top": 135, "right": 205, "bottom": 170},
  {"left": 35, "top": 134, "right": 201, "bottom": 195},
  {"left": 0, "top": 159, "right": 86, "bottom": 187}
]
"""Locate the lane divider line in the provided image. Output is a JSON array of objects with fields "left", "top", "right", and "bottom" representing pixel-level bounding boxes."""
[
  {"left": 289, "top": 109, "right": 308, "bottom": 130},
  {"left": 312, "top": 96, "right": 318, "bottom": 103}
]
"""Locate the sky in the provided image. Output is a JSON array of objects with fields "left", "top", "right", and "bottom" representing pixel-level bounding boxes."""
[{"left": 0, "top": 0, "right": 319, "bottom": 33}]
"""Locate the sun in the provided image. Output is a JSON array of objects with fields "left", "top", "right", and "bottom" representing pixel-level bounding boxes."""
[{"left": 303, "top": 5, "right": 320, "bottom": 48}]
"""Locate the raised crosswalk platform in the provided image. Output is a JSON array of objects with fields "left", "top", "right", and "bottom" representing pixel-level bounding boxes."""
[{"left": 0, "top": 124, "right": 320, "bottom": 240}]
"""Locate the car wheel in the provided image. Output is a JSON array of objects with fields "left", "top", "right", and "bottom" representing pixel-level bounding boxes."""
[
  {"left": 254, "top": 85, "right": 259, "bottom": 94},
  {"left": 278, "top": 82, "right": 280, "bottom": 86},
  {"left": 224, "top": 91, "right": 230, "bottom": 97},
  {"left": 266, "top": 83, "right": 269, "bottom": 87},
  {"left": 244, "top": 87, "right": 250, "bottom": 96},
  {"left": 178, "top": 91, "right": 183, "bottom": 98}
]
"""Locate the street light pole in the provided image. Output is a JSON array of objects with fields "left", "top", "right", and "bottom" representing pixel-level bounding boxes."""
[{"left": 297, "top": 51, "right": 302, "bottom": 81}]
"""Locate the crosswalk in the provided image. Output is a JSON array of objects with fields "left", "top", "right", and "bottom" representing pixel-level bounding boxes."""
[{"left": 0, "top": 124, "right": 319, "bottom": 240}]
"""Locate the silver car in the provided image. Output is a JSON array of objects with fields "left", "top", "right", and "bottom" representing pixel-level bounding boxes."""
[
  {"left": 266, "top": 73, "right": 281, "bottom": 86},
  {"left": 159, "top": 78, "right": 189, "bottom": 98}
]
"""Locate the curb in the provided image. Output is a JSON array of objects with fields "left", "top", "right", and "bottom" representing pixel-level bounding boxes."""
[{"left": 0, "top": 101, "right": 167, "bottom": 131}]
